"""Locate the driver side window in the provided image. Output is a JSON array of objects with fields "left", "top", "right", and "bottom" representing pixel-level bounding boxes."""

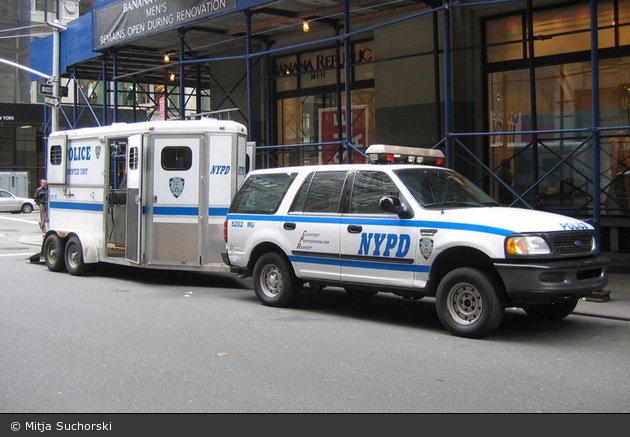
[{"left": 350, "top": 171, "right": 399, "bottom": 214}]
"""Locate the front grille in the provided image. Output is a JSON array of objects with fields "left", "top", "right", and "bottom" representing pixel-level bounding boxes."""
[{"left": 552, "top": 232, "right": 594, "bottom": 255}]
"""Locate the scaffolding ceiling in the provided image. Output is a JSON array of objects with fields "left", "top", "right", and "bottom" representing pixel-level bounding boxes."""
[{"left": 46, "top": 0, "right": 435, "bottom": 87}]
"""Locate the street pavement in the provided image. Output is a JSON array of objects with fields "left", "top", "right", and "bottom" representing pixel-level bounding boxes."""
[{"left": 16, "top": 233, "right": 630, "bottom": 322}]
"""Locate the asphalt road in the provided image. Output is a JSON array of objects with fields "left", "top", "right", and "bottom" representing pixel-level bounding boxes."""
[{"left": 1, "top": 212, "right": 629, "bottom": 413}]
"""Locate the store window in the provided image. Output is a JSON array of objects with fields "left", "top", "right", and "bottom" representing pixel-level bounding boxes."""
[
  {"left": 486, "top": 0, "right": 630, "bottom": 216},
  {"left": 273, "top": 42, "right": 375, "bottom": 166},
  {"left": 276, "top": 91, "right": 374, "bottom": 166}
]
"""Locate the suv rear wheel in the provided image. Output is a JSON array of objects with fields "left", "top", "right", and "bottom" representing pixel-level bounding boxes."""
[{"left": 253, "top": 252, "right": 299, "bottom": 307}]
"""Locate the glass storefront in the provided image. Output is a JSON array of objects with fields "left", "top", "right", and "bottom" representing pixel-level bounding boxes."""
[
  {"left": 274, "top": 41, "right": 376, "bottom": 166},
  {"left": 486, "top": 0, "right": 630, "bottom": 218}
]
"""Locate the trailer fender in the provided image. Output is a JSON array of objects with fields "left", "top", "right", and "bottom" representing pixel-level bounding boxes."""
[{"left": 65, "top": 231, "right": 99, "bottom": 264}]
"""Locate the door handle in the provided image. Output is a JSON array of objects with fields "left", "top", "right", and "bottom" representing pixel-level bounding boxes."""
[
  {"left": 347, "top": 224, "right": 362, "bottom": 233},
  {"left": 283, "top": 222, "right": 296, "bottom": 230}
]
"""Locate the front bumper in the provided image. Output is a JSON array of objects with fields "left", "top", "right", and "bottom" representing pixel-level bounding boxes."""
[{"left": 494, "top": 255, "right": 610, "bottom": 305}]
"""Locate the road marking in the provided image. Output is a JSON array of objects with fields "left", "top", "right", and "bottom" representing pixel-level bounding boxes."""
[{"left": 0, "top": 215, "right": 39, "bottom": 225}]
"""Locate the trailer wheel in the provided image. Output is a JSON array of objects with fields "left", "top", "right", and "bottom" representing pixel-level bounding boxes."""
[
  {"left": 252, "top": 252, "right": 299, "bottom": 307},
  {"left": 435, "top": 267, "right": 505, "bottom": 339},
  {"left": 523, "top": 299, "right": 578, "bottom": 321},
  {"left": 65, "top": 236, "right": 89, "bottom": 276},
  {"left": 43, "top": 234, "right": 66, "bottom": 272}
]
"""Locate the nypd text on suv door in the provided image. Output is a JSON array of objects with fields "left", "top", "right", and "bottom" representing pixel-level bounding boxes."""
[{"left": 339, "top": 169, "right": 420, "bottom": 288}]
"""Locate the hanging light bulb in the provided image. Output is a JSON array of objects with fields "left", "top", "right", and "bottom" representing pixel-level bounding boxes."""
[
  {"left": 164, "top": 54, "right": 170, "bottom": 62},
  {"left": 169, "top": 73, "right": 176, "bottom": 82},
  {"left": 302, "top": 21, "right": 310, "bottom": 33}
]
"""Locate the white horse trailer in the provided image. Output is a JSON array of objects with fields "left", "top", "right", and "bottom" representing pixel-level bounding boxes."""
[{"left": 37, "top": 119, "right": 252, "bottom": 275}]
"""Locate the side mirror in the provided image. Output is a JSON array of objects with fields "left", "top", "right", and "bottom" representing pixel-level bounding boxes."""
[{"left": 379, "top": 196, "right": 414, "bottom": 219}]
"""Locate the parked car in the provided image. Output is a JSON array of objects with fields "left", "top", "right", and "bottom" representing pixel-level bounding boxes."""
[
  {"left": 223, "top": 145, "right": 609, "bottom": 338},
  {"left": 0, "top": 189, "right": 38, "bottom": 214}
]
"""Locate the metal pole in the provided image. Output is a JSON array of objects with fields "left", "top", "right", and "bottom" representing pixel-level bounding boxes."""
[
  {"left": 527, "top": 0, "right": 539, "bottom": 206},
  {"left": 590, "top": 0, "right": 602, "bottom": 249},
  {"left": 48, "top": 19, "right": 66, "bottom": 132},
  {"left": 335, "top": 25, "right": 343, "bottom": 163},
  {"left": 443, "top": 3, "right": 452, "bottom": 168},
  {"left": 246, "top": 11, "right": 254, "bottom": 142},
  {"left": 113, "top": 52, "right": 118, "bottom": 123},
  {"left": 433, "top": 10, "right": 442, "bottom": 144},
  {"left": 344, "top": 0, "right": 352, "bottom": 163},
  {"left": 179, "top": 31, "right": 186, "bottom": 120}
]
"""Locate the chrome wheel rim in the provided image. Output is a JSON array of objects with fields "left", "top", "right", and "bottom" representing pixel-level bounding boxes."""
[{"left": 68, "top": 245, "right": 80, "bottom": 269}]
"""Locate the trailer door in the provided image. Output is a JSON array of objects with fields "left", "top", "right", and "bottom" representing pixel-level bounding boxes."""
[
  {"left": 147, "top": 135, "right": 202, "bottom": 267},
  {"left": 125, "top": 134, "right": 143, "bottom": 263}
]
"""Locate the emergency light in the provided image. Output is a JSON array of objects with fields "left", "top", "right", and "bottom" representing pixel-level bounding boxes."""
[{"left": 365, "top": 144, "right": 445, "bottom": 166}]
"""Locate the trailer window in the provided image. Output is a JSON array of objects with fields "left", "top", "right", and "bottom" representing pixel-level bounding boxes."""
[
  {"left": 49, "top": 145, "right": 63, "bottom": 165},
  {"left": 162, "top": 146, "right": 192, "bottom": 170},
  {"left": 129, "top": 147, "right": 139, "bottom": 170}
]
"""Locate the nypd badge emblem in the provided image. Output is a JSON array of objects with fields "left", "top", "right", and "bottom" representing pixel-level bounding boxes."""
[
  {"left": 420, "top": 238, "right": 434, "bottom": 260},
  {"left": 169, "top": 177, "right": 185, "bottom": 198}
]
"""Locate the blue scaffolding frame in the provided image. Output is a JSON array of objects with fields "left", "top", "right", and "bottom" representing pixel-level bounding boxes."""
[{"left": 34, "top": 0, "right": 630, "bottom": 251}]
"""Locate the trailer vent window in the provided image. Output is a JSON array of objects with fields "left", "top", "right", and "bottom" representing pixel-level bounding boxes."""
[
  {"left": 162, "top": 146, "right": 192, "bottom": 170},
  {"left": 129, "top": 147, "right": 139, "bottom": 170},
  {"left": 50, "top": 145, "right": 63, "bottom": 165}
]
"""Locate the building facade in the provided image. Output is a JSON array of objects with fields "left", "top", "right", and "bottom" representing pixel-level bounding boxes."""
[
  {"left": 23, "top": 0, "right": 630, "bottom": 265},
  {"left": 0, "top": 0, "right": 89, "bottom": 196}
]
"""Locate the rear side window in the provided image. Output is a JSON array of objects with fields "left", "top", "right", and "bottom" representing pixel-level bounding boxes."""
[
  {"left": 290, "top": 171, "right": 347, "bottom": 213},
  {"left": 229, "top": 172, "right": 297, "bottom": 214}
]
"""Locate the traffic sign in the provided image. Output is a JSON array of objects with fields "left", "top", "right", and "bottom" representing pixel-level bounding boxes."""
[
  {"left": 39, "top": 83, "right": 68, "bottom": 97},
  {"left": 44, "top": 96, "right": 59, "bottom": 107},
  {"left": 40, "top": 83, "right": 53, "bottom": 95}
]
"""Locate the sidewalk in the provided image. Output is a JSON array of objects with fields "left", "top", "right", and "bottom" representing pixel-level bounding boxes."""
[
  {"left": 575, "top": 271, "right": 630, "bottom": 320},
  {"left": 18, "top": 233, "right": 629, "bottom": 320}
]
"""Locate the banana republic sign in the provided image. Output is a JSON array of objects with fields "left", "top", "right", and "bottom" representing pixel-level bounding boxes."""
[{"left": 94, "top": 0, "right": 237, "bottom": 51}]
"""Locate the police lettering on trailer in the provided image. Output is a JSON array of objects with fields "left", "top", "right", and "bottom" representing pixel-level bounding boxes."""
[
  {"left": 211, "top": 165, "right": 231, "bottom": 175},
  {"left": 68, "top": 146, "right": 91, "bottom": 161}
]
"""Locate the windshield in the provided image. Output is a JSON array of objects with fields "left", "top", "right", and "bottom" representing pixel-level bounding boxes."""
[{"left": 394, "top": 168, "right": 499, "bottom": 208}]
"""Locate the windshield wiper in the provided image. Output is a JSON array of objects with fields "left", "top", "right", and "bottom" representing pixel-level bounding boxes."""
[{"left": 423, "top": 201, "right": 483, "bottom": 208}]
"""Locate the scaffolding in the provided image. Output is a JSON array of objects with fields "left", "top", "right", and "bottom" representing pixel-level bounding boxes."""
[{"left": 36, "top": 0, "right": 630, "bottom": 254}]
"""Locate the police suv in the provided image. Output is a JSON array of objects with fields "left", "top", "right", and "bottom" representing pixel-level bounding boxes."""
[{"left": 222, "top": 145, "right": 609, "bottom": 338}]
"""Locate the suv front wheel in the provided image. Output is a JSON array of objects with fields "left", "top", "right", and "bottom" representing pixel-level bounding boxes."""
[
  {"left": 253, "top": 252, "right": 300, "bottom": 307},
  {"left": 436, "top": 267, "right": 505, "bottom": 338}
]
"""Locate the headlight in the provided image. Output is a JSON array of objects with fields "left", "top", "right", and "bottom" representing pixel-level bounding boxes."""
[{"left": 506, "top": 235, "right": 551, "bottom": 255}]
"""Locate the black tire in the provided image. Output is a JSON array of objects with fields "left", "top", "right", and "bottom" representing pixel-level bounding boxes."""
[
  {"left": 523, "top": 299, "right": 578, "bottom": 321},
  {"left": 21, "top": 203, "right": 34, "bottom": 214},
  {"left": 43, "top": 234, "right": 66, "bottom": 272},
  {"left": 64, "top": 236, "right": 89, "bottom": 276},
  {"left": 252, "top": 252, "right": 299, "bottom": 307},
  {"left": 435, "top": 267, "right": 505, "bottom": 338},
  {"left": 344, "top": 287, "right": 378, "bottom": 298}
]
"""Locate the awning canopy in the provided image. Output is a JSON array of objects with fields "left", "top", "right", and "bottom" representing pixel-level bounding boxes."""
[{"left": 30, "top": 0, "right": 435, "bottom": 87}]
